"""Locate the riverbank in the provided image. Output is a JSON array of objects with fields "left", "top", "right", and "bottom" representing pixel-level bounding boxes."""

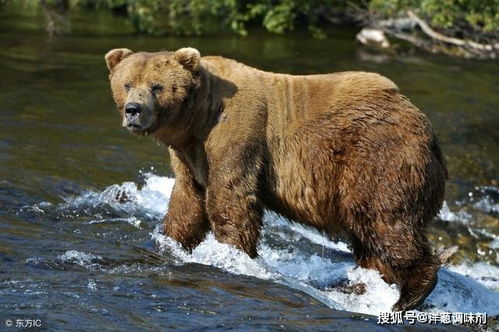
[{"left": 24, "top": 0, "right": 499, "bottom": 59}]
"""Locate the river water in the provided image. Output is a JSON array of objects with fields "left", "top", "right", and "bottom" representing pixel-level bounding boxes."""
[{"left": 0, "top": 4, "right": 498, "bottom": 331}]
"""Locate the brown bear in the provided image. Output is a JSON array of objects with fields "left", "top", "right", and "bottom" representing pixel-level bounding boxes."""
[{"left": 105, "top": 47, "right": 447, "bottom": 312}]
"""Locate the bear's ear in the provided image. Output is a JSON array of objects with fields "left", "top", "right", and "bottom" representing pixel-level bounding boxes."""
[
  {"left": 173, "top": 47, "right": 201, "bottom": 72},
  {"left": 105, "top": 48, "right": 133, "bottom": 73}
]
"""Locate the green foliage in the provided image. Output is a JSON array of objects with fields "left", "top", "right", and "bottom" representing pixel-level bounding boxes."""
[
  {"left": 369, "top": 0, "right": 499, "bottom": 33},
  {"left": 69, "top": 0, "right": 499, "bottom": 37},
  {"left": 72, "top": 0, "right": 350, "bottom": 36}
]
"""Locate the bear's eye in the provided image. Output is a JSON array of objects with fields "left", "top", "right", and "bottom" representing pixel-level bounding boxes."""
[
  {"left": 151, "top": 84, "right": 163, "bottom": 93},
  {"left": 124, "top": 82, "right": 132, "bottom": 91}
]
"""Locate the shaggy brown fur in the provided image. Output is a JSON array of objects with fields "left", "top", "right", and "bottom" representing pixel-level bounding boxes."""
[{"left": 105, "top": 47, "right": 447, "bottom": 311}]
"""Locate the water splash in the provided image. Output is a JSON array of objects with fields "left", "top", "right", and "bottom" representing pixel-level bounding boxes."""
[
  {"left": 35, "top": 173, "right": 499, "bottom": 316},
  {"left": 438, "top": 201, "right": 472, "bottom": 223}
]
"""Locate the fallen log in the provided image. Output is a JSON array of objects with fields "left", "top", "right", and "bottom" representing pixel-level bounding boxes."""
[
  {"left": 355, "top": 10, "right": 499, "bottom": 59},
  {"left": 406, "top": 10, "right": 499, "bottom": 54}
]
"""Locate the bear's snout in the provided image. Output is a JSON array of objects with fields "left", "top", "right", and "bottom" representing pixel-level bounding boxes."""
[
  {"left": 122, "top": 101, "right": 155, "bottom": 134},
  {"left": 125, "top": 102, "right": 142, "bottom": 122}
]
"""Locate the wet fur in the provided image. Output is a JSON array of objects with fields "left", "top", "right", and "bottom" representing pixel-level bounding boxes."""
[{"left": 106, "top": 48, "right": 447, "bottom": 311}]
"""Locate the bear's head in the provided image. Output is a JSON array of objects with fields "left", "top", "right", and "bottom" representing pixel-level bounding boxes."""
[{"left": 105, "top": 47, "right": 201, "bottom": 137}]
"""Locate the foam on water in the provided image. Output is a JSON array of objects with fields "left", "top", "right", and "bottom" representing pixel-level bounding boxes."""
[
  {"left": 55, "top": 174, "right": 499, "bottom": 316},
  {"left": 448, "top": 262, "right": 499, "bottom": 289},
  {"left": 472, "top": 186, "right": 499, "bottom": 215},
  {"left": 87, "top": 280, "right": 97, "bottom": 291},
  {"left": 88, "top": 217, "right": 142, "bottom": 228},
  {"left": 60, "top": 173, "right": 173, "bottom": 216},
  {"left": 438, "top": 201, "right": 472, "bottom": 223},
  {"left": 57, "top": 250, "right": 103, "bottom": 266},
  {"left": 264, "top": 212, "right": 351, "bottom": 253},
  {"left": 426, "top": 269, "right": 499, "bottom": 313},
  {"left": 439, "top": 186, "right": 499, "bottom": 224}
]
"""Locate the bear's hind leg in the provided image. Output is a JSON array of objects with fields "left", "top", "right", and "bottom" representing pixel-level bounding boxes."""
[
  {"left": 390, "top": 254, "right": 439, "bottom": 312},
  {"left": 352, "top": 229, "right": 439, "bottom": 312}
]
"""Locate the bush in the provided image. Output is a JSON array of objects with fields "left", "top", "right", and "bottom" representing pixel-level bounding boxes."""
[
  {"left": 369, "top": 0, "right": 499, "bottom": 33},
  {"left": 75, "top": 0, "right": 351, "bottom": 36},
  {"left": 44, "top": 0, "right": 499, "bottom": 39}
]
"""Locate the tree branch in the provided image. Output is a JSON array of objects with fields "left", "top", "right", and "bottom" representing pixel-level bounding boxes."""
[{"left": 406, "top": 10, "right": 499, "bottom": 52}]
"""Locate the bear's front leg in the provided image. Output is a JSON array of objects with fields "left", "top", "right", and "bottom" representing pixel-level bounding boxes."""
[
  {"left": 163, "top": 150, "right": 210, "bottom": 252},
  {"left": 206, "top": 144, "right": 264, "bottom": 258}
]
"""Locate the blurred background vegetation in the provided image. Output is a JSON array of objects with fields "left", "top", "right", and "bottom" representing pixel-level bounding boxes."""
[{"left": 4, "top": 0, "right": 497, "bottom": 40}]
